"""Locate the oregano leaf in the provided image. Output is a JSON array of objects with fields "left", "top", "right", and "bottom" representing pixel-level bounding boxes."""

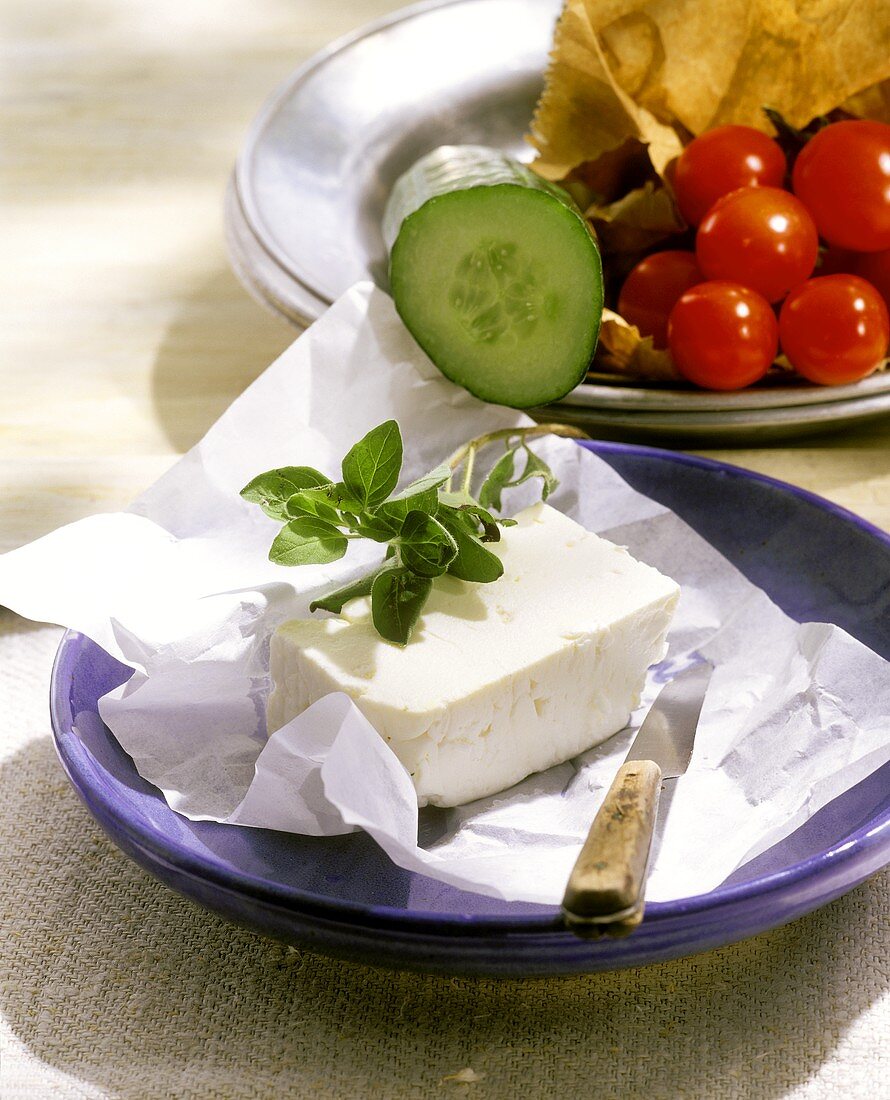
[
  {"left": 371, "top": 565, "right": 433, "bottom": 646},
  {"left": 513, "top": 445, "right": 559, "bottom": 501},
  {"left": 457, "top": 502, "right": 501, "bottom": 542},
  {"left": 477, "top": 443, "right": 558, "bottom": 511},
  {"left": 436, "top": 504, "right": 478, "bottom": 535},
  {"left": 354, "top": 513, "right": 399, "bottom": 543},
  {"left": 398, "top": 511, "right": 458, "bottom": 577},
  {"left": 438, "top": 489, "right": 476, "bottom": 509},
  {"left": 387, "top": 462, "right": 451, "bottom": 502},
  {"left": 437, "top": 508, "right": 504, "bottom": 583},
  {"left": 241, "top": 466, "right": 331, "bottom": 520},
  {"left": 269, "top": 517, "right": 348, "bottom": 566},
  {"left": 309, "top": 565, "right": 386, "bottom": 614},
  {"left": 436, "top": 502, "right": 497, "bottom": 543},
  {"left": 377, "top": 486, "right": 439, "bottom": 526},
  {"left": 341, "top": 420, "right": 403, "bottom": 508},
  {"left": 285, "top": 488, "right": 342, "bottom": 526},
  {"left": 326, "top": 482, "right": 365, "bottom": 514},
  {"left": 478, "top": 446, "right": 519, "bottom": 511}
]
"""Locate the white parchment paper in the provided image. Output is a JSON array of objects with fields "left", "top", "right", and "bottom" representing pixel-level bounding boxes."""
[{"left": 2, "top": 283, "right": 888, "bottom": 904}]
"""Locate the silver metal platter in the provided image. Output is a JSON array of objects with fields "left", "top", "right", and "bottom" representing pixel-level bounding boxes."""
[
  {"left": 537, "top": 388, "right": 890, "bottom": 445},
  {"left": 226, "top": 0, "right": 890, "bottom": 443}
]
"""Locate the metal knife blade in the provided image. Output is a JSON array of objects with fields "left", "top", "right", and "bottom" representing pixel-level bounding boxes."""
[
  {"left": 625, "top": 662, "right": 713, "bottom": 779},
  {"left": 561, "top": 661, "right": 713, "bottom": 938}
]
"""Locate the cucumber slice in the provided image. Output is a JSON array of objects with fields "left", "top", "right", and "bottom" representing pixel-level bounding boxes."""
[{"left": 384, "top": 146, "right": 603, "bottom": 409}]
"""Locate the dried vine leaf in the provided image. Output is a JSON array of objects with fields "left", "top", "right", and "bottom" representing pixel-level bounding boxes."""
[
  {"left": 585, "top": 180, "right": 685, "bottom": 257},
  {"left": 530, "top": 0, "right": 890, "bottom": 183},
  {"left": 529, "top": 0, "right": 683, "bottom": 182},
  {"left": 592, "top": 310, "right": 682, "bottom": 383}
]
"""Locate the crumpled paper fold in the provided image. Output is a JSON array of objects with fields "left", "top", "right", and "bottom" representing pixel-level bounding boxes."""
[{"left": 1, "top": 283, "right": 887, "bottom": 905}]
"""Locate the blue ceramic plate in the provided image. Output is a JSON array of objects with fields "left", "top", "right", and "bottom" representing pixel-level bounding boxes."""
[{"left": 50, "top": 443, "right": 890, "bottom": 977}]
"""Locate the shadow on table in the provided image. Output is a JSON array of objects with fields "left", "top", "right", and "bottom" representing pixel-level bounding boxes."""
[
  {"left": 149, "top": 267, "right": 295, "bottom": 454},
  {"left": 2, "top": 735, "right": 887, "bottom": 1099}
]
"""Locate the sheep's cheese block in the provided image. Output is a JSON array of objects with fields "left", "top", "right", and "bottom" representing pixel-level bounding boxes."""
[{"left": 267, "top": 503, "right": 680, "bottom": 807}]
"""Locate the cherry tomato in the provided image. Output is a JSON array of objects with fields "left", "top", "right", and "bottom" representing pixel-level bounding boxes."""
[
  {"left": 668, "top": 281, "right": 778, "bottom": 390},
  {"left": 856, "top": 249, "right": 890, "bottom": 312},
  {"left": 617, "top": 251, "right": 703, "bottom": 348},
  {"left": 696, "top": 187, "right": 819, "bottom": 302},
  {"left": 792, "top": 120, "right": 890, "bottom": 252},
  {"left": 673, "top": 125, "right": 786, "bottom": 227},
  {"left": 778, "top": 275, "right": 889, "bottom": 385}
]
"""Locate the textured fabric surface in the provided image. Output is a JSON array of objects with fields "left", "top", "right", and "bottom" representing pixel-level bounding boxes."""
[{"left": 1, "top": 608, "right": 888, "bottom": 1099}]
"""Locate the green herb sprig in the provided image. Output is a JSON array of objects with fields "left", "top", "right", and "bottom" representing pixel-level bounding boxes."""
[{"left": 241, "top": 421, "right": 587, "bottom": 645}]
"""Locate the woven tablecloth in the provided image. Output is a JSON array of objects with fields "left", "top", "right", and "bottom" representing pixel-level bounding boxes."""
[{"left": 1, "top": 608, "right": 888, "bottom": 1099}]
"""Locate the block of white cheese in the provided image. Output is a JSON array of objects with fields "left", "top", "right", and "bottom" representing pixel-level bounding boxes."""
[{"left": 267, "top": 503, "right": 679, "bottom": 807}]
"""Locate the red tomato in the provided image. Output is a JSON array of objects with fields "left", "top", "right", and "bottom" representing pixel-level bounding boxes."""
[
  {"left": 696, "top": 187, "right": 819, "bottom": 302},
  {"left": 668, "top": 281, "right": 778, "bottom": 390},
  {"left": 856, "top": 249, "right": 890, "bottom": 312},
  {"left": 792, "top": 120, "right": 890, "bottom": 252},
  {"left": 779, "top": 275, "right": 889, "bottom": 385},
  {"left": 673, "top": 125, "right": 786, "bottom": 226},
  {"left": 617, "top": 251, "right": 703, "bottom": 348}
]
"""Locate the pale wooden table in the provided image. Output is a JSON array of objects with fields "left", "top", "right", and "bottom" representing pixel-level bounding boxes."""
[{"left": 2, "top": 0, "right": 889, "bottom": 554}]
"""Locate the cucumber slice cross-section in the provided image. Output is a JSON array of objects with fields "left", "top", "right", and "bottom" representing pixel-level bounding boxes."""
[{"left": 384, "top": 146, "right": 603, "bottom": 409}]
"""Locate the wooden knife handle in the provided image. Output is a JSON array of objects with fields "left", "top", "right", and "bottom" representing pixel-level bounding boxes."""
[{"left": 561, "top": 759, "right": 662, "bottom": 938}]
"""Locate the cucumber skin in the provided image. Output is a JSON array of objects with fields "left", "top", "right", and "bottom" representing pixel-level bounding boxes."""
[
  {"left": 383, "top": 145, "right": 584, "bottom": 252},
  {"left": 385, "top": 146, "right": 603, "bottom": 409}
]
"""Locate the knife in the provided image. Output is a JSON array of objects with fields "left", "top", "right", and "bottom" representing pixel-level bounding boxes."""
[{"left": 561, "top": 662, "right": 713, "bottom": 938}]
